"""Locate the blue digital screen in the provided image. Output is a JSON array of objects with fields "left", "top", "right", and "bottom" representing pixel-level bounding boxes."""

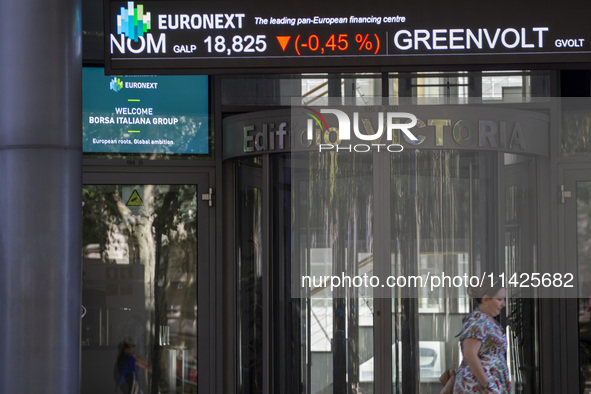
[{"left": 83, "top": 68, "right": 209, "bottom": 154}]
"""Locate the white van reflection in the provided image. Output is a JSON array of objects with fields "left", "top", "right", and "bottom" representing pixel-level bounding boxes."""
[{"left": 359, "top": 341, "right": 445, "bottom": 382}]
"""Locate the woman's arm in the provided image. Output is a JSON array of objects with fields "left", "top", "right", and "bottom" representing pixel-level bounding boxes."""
[
  {"left": 462, "top": 338, "right": 489, "bottom": 387},
  {"left": 133, "top": 355, "right": 153, "bottom": 373}
]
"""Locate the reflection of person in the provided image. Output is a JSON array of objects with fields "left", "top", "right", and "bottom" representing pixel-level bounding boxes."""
[
  {"left": 114, "top": 337, "right": 152, "bottom": 393},
  {"left": 453, "top": 278, "right": 511, "bottom": 393}
]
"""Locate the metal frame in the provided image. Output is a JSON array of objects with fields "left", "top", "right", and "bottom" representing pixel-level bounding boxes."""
[{"left": 557, "top": 167, "right": 591, "bottom": 394}]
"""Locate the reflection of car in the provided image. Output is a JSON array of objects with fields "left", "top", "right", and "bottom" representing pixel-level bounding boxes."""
[
  {"left": 176, "top": 356, "right": 197, "bottom": 386},
  {"left": 420, "top": 347, "right": 437, "bottom": 368},
  {"left": 359, "top": 341, "right": 444, "bottom": 382}
]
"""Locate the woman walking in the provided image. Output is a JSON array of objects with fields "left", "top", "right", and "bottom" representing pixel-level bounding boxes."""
[{"left": 453, "top": 278, "right": 511, "bottom": 393}]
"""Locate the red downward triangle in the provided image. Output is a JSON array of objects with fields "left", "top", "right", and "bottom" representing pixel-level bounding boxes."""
[{"left": 276, "top": 36, "right": 291, "bottom": 51}]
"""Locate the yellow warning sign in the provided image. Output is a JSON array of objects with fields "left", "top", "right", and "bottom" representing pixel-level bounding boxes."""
[{"left": 126, "top": 189, "right": 144, "bottom": 206}]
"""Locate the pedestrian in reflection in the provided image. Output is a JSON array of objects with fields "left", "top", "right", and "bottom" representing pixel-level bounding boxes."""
[
  {"left": 114, "top": 337, "right": 152, "bottom": 393},
  {"left": 453, "top": 277, "right": 511, "bottom": 393}
]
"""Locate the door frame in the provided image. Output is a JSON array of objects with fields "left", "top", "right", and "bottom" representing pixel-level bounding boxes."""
[{"left": 82, "top": 168, "right": 217, "bottom": 393}]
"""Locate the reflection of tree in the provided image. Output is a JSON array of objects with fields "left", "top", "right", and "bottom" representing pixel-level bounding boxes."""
[
  {"left": 120, "top": 186, "right": 156, "bottom": 321},
  {"left": 150, "top": 185, "right": 197, "bottom": 394},
  {"left": 152, "top": 186, "right": 197, "bottom": 392},
  {"left": 562, "top": 111, "right": 591, "bottom": 156},
  {"left": 82, "top": 185, "right": 197, "bottom": 394},
  {"left": 83, "top": 186, "right": 123, "bottom": 262}
]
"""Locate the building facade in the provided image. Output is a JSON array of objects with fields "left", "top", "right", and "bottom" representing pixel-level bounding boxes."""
[{"left": 2, "top": 0, "right": 591, "bottom": 393}]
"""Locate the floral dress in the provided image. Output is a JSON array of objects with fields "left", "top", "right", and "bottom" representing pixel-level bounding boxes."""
[{"left": 453, "top": 310, "right": 511, "bottom": 393}]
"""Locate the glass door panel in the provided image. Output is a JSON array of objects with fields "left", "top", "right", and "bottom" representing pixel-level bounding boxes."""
[
  {"left": 503, "top": 154, "right": 539, "bottom": 393},
  {"left": 293, "top": 151, "right": 375, "bottom": 393},
  {"left": 81, "top": 184, "right": 199, "bottom": 394},
  {"left": 235, "top": 158, "right": 264, "bottom": 393},
  {"left": 389, "top": 151, "right": 539, "bottom": 393},
  {"left": 390, "top": 151, "right": 488, "bottom": 393},
  {"left": 562, "top": 170, "right": 591, "bottom": 393}
]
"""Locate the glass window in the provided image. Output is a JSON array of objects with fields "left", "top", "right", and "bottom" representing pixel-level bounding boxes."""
[
  {"left": 301, "top": 73, "right": 383, "bottom": 104},
  {"left": 482, "top": 71, "right": 525, "bottom": 100},
  {"left": 561, "top": 99, "right": 591, "bottom": 156},
  {"left": 388, "top": 71, "right": 551, "bottom": 102},
  {"left": 222, "top": 71, "right": 551, "bottom": 108},
  {"left": 221, "top": 73, "right": 382, "bottom": 107},
  {"left": 221, "top": 74, "right": 302, "bottom": 106},
  {"left": 414, "top": 72, "right": 469, "bottom": 99}
]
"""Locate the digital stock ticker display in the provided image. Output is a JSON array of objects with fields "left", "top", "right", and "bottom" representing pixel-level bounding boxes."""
[{"left": 105, "top": 0, "right": 591, "bottom": 74}]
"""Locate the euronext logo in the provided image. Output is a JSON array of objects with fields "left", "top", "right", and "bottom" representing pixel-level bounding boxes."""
[
  {"left": 117, "top": 1, "right": 151, "bottom": 41},
  {"left": 110, "top": 77, "right": 124, "bottom": 92},
  {"left": 111, "top": 1, "right": 165, "bottom": 55}
]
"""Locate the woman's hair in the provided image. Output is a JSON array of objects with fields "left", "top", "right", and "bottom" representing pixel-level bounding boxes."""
[{"left": 467, "top": 274, "right": 504, "bottom": 304}]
